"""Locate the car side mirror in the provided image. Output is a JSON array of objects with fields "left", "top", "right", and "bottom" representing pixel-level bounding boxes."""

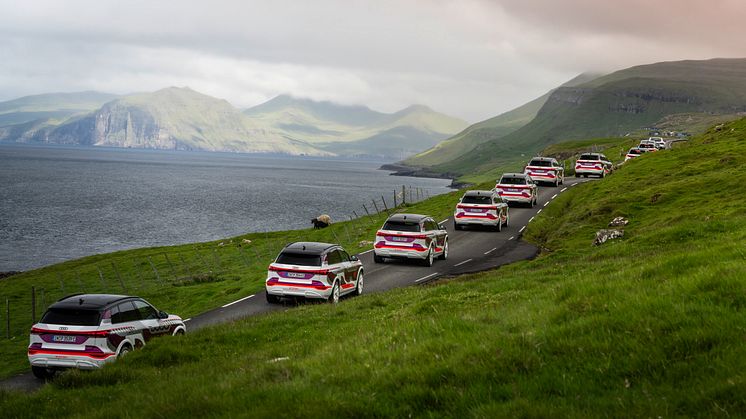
[
  {"left": 158, "top": 311, "right": 169, "bottom": 319},
  {"left": 350, "top": 255, "right": 359, "bottom": 261}
]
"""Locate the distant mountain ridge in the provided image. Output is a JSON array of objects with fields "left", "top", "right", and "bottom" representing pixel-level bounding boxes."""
[
  {"left": 400, "top": 58, "right": 746, "bottom": 178},
  {"left": 0, "top": 89, "right": 467, "bottom": 159}
]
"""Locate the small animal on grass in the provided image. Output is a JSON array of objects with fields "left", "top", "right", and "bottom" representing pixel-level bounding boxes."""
[{"left": 312, "top": 214, "right": 331, "bottom": 229}]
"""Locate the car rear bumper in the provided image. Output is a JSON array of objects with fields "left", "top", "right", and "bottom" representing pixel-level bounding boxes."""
[
  {"left": 575, "top": 168, "right": 605, "bottom": 175},
  {"left": 374, "top": 247, "right": 429, "bottom": 260},
  {"left": 28, "top": 352, "right": 115, "bottom": 370},
  {"left": 454, "top": 215, "right": 500, "bottom": 226},
  {"left": 266, "top": 285, "right": 330, "bottom": 300}
]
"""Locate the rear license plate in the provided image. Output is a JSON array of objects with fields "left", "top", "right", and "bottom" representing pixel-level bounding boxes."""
[
  {"left": 286, "top": 272, "right": 306, "bottom": 278},
  {"left": 52, "top": 335, "right": 77, "bottom": 343},
  {"left": 391, "top": 236, "right": 408, "bottom": 242},
  {"left": 467, "top": 208, "right": 484, "bottom": 213},
  {"left": 508, "top": 188, "right": 519, "bottom": 192}
]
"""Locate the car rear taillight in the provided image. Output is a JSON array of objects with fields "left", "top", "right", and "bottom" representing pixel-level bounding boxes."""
[{"left": 30, "top": 327, "right": 109, "bottom": 337}]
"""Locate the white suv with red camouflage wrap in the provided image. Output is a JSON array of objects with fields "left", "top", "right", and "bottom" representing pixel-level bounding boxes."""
[
  {"left": 454, "top": 190, "right": 509, "bottom": 231},
  {"left": 524, "top": 156, "right": 565, "bottom": 187},
  {"left": 28, "top": 294, "right": 185, "bottom": 379},
  {"left": 374, "top": 214, "right": 448, "bottom": 267},
  {"left": 496, "top": 173, "right": 538, "bottom": 207},
  {"left": 266, "top": 242, "right": 363, "bottom": 304}
]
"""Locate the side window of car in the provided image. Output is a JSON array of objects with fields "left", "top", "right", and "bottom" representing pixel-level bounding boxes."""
[
  {"left": 106, "top": 304, "right": 120, "bottom": 323},
  {"left": 133, "top": 300, "right": 158, "bottom": 320},
  {"left": 427, "top": 220, "right": 439, "bottom": 231},
  {"left": 339, "top": 250, "right": 351, "bottom": 262},
  {"left": 114, "top": 301, "right": 140, "bottom": 324},
  {"left": 326, "top": 250, "right": 342, "bottom": 266}
]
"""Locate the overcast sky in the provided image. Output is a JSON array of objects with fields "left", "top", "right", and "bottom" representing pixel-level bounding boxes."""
[{"left": 1, "top": 0, "right": 745, "bottom": 122}]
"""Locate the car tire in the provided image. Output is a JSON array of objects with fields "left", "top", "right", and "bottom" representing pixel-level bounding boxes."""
[
  {"left": 505, "top": 212, "right": 510, "bottom": 227},
  {"left": 354, "top": 271, "right": 364, "bottom": 296},
  {"left": 421, "top": 247, "right": 434, "bottom": 267},
  {"left": 173, "top": 328, "right": 185, "bottom": 336},
  {"left": 373, "top": 253, "right": 384, "bottom": 264},
  {"left": 438, "top": 240, "right": 448, "bottom": 260},
  {"left": 117, "top": 343, "right": 132, "bottom": 359},
  {"left": 31, "top": 366, "right": 54, "bottom": 380},
  {"left": 266, "top": 293, "right": 280, "bottom": 304},
  {"left": 496, "top": 218, "right": 502, "bottom": 232},
  {"left": 328, "top": 281, "right": 340, "bottom": 304},
  {"left": 454, "top": 221, "right": 462, "bottom": 231}
]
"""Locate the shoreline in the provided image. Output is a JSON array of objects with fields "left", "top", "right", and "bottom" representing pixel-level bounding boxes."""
[{"left": 379, "top": 163, "right": 471, "bottom": 189}]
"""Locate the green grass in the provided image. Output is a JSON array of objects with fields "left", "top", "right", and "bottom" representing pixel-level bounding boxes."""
[
  {"left": 0, "top": 190, "right": 463, "bottom": 380},
  {"left": 2, "top": 118, "right": 745, "bottom": 416}
]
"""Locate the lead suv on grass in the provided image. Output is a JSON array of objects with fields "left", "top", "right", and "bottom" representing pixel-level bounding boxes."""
[
  {"left": 266, "top": 242, "right": 363, "bottom": 304},
  {"left": 374, "top": 214, "right": 448, "bottom": 266},
  {"left": 28, "top": 294, "right": 186, "bottom": 379},
  {"left": 454, "top": 190, "right": 509, "bottom": 231},
  {"left": 523, "top": 156, "right": 565, "bottom": 187}
]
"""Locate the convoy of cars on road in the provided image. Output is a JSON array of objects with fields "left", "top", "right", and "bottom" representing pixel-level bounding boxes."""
[
  {"left": 28, "top": 294, "right": 186, "bottom": 378},
  {"left": 27, "top": 137, "right": 672, "bottom": 379}
]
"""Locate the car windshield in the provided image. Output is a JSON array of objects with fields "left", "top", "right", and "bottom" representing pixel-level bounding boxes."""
[
  {"left": 579, "top": 154, "right": 599, "bottom": 161},
  {"left": 276, "top": 252, "right": 322, "bottom": 267},
  {"left": 629, "top": 149, "right": 641, "bottom": 154},
  {"left": 499, "top": 177, "right": 526, "bottom": 185},
  {"left": 382, "top": 220, "right": 421, "bottom": 232},
  {"left": 40, "top": 308, "right": 101, "bottom": 326},
  {"left": 462, "top": 195, "right": 492, "bottom": 205},
  {"left": 529, "top": 159, "right": 552, "bottom": 167}
]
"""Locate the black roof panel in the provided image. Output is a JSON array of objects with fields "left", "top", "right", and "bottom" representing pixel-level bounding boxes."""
[
  {"left": 386, "top": 213, "right": 428, "bottom": 223},
  {"left": 282, "top": 241, "right": 337, "bottom": 255},
  {"left": 51, "top": 294, "right": 132, "bottom": 310}
]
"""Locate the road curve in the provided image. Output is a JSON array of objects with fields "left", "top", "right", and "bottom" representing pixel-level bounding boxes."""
[{"left": 0, "top": 177, "right": 591, "bottom": 392}]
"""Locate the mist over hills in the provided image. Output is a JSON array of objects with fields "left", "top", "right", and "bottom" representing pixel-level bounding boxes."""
[
  {"left": 0, "top": 89, "right": 467, "bottom": 159},
  {"left": 401, "top": 58, "right": 746, "bottom": 178}
]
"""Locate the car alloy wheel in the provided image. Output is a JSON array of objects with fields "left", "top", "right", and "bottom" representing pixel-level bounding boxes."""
[
  {"left": 438, "top": 240, "right": 448, "bottom": 260},
  {"left": 118, "top": 344, "right": 132, "bottom": 359},
  {"left": 355, "top": 272, "right": 364, "bottom": 296},
  {"left": 329, "top": 282, "right": 340, "bottom": 304}
]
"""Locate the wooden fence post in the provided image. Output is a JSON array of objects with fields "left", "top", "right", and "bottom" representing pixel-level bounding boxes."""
[
  {"left": 31, "top": 286, "right": 36, "bottom": 324},
  {"left": 5, "top": 298, "right": 9, "bottom": 339},
  {"left": 147, "top": 256, "right": 163, "bottom": 284},
  {"left": 163, "top": 253, "right": 178, "bottom": 280},
  {"left": 372, "top": 199, "right": 380, "bottom": 214},
  {"left": 57, "top": 272, "right": 67, "bottom": 295},
  {"left": 110, "top": 261, "right": 127, "bottom": 292},
  {"left": 402, "top": 185, "right": 407, "bottom": 205},
  {"left": 95, "top": 266, "right": 107, "bottom": 289},
  {"left": 381, "top": 195, "right": 388, "bottom": 211}
]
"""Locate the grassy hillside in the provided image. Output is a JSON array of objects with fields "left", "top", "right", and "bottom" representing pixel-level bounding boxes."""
[
  {"left": 415, "top": 58, "right": 746, "bottom": 180},
  {"left": 2, "top": 119, "right": 744, "bottom": 416},
  {"left": 402, "top": 73, "right": 602, "bottom": 169}
]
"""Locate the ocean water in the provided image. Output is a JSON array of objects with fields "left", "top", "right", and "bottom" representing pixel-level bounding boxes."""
[{"left": 0, "top": 144, "right": 451, "bottom": 271}]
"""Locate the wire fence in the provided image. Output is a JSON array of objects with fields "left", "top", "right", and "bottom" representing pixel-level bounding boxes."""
[{"left": 0, "top": 184, "right": 435, "bottom": 339}]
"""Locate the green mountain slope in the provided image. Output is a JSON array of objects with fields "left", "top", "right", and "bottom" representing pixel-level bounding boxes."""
[
  {"left": 402, "top": 73, "right": 601, "bottom": 169},
  {"left": 416, "top": 58, "right": 746, "bottom": 179},
  {"left": 243, "top": 95, "right": 468, "bottom": 159},
  {"left": 0, "top": 91, "right": 119, "bottom": 127},
  {"left": 2, "top": 119, "right": 744, "bottom": 416}
]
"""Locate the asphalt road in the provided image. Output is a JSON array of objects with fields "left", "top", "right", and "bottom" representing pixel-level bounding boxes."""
[{"left": 0, "top": 177, "right": 590, "bottom": 392}]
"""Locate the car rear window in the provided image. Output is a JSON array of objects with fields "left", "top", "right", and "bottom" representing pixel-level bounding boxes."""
[
  {"left": 383, "top": 220, "right": 421, "bottom": 232},
  {"left": 276, "top": 252, "right": 322, "bottom": 266},
  {"left": 40, "top": 308, "right": 101, "bottom": 326},
  {"left": 499, "top": 177, "right": 526, "bottom": 185},
  {"left": 462, "top": 196, "right": 492, "bottom": 204},
  {"left": 579, "top": 154, "right": 599, "bottom": 161},
  {"left": 529, "top": 159, "right": 552, "bottom": 167}
]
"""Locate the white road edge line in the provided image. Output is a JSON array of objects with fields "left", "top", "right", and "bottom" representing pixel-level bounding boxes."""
[
  {"left": 509, "top": 236, "right": 515, "bottom": 240},
  {"left": 561, "top": 187, "right": 568, "bottom": 192},
  {"left": 570, "top": 183, "right": 577, "bottom": 187},
  {"left": 358, "top": 249, "right": 374, "bottom": 255},
  {"left": 454, "top": 258, "right": 473, "bottom": 267},
  {"left": 440, "top": 218, "right": 449, "bottom": 224},
  {"left": 484, "top": 247, "right": 497, "bottom": 255},
  {"left": 528, "top": 217, "right": 534, "bottom": 222},
  {"left": 222, "top": 294, "right": 255, "bottom": 308},
  {"left": 184, "top": 318, "right": 191, "bottom": 322},
  {"left": 519, "top": 226, "right": 526, "bottom": 233},
  {"left": 543, "top": 202, "right": 549, "bottom": 207},
  {"left": 415, "top": 272, "right": 439, "bottom": 283},
  {"left": 537, "top": 209, "right": 542, "bottom": 214},
  {"left": 552, "top": 194, "right": 558, "bottom": 199}
]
